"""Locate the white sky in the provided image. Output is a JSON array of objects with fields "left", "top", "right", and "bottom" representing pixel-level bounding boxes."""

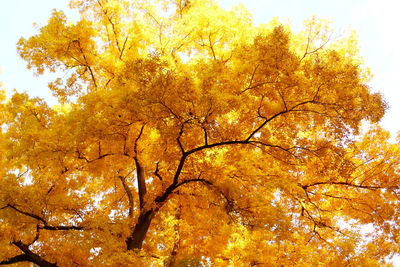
[{"left": 0, "top": 0, "right": 399, "bottom": 265}]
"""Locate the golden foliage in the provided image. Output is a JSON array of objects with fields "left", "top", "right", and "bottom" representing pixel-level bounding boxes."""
[{"left": 0, "top": 0, "right": 398, "bottom": 266}]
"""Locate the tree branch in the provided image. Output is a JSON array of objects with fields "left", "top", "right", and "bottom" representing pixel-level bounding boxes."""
[
  {"left": 154, "top": 98, "right": 323, "bottom": 205},
  {"left": 302, "top": 181, "right": 382, "bottom": 190},
  {"left": 134, "top": 124, "right": 146, "bottom": 209},
  {"left": 96, "top": 0, "right": 124, "bottom": 56},
  {"left": 154, "top": 162, "right": 163, "bottom": 181},
  {"left": 118, "top": 175, "right": 134, "bottom": 217},
  {"left": 177, "top": 123, "right": 186, "bottom": 154},
  {"left": 76, "top": 150, "right": 116, "bottom": 163},
  {"left": 246, "top": 98, "right": 318, "bottom": 141},
  {"left": 2, "top": 204, "right": 47, "bottom": 224},
  {"left": 12, "top": 241, "right": 57, "bottom": 267},
  {"left": 2, "top": 204, "right": 83, "bottom": 231},
  {"left": 39, "top": 225, "right": 84, "bottom": 231},
  {"left": 0, "top": 254, "right": 30, "bottom": 265},
  {"left": 73, "top": 40, "right": 97, "bottom": 88}
]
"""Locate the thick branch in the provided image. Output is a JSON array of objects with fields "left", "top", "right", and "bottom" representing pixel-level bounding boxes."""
[
  {"left": 134, "top": 124, "right": 146, "bottom": 209},
  {"left": 186, "top": 139, "right": 296, "bottom": 157},
  {"left": 39, "top": 225, "right": 84, "bottom": 231},
  {"left": 127, "top": 179, "right": 211, "bottom": 251},
  {"left": 154, "top": 162, "right": 163, "bottom": 181},
  {"left": 3, "top": 204, "right": 47, "bottom": 224},
  {"left": 246, "top": 98, "right": 316, "bottom": 141},
  {"left": 126, "top": 209, "right": 155, "bottom": 250},
  {"left": 186, "top": 140, "right": 247, "bottom": 155},
  {"left": 12, "top": 241, "right": 57, "bottom": 267},
  {"left": 0, "top": 254, "right": 30, "bottom": 265},
  {"left": 156, "top": 177, "right": 217, "bottom": 204},
  {"left": 155, "top": 154, "right": 188, "bottom": 203}
]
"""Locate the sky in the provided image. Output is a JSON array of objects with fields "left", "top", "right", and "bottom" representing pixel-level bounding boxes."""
[
  {"left": 0, "top": 0, "right": 399, "bottom": 265},
  {"left": 0, "top": 0, "right": 77, "bottom": 103}
]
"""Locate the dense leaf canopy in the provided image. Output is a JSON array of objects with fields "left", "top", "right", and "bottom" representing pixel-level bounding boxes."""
[{"left": 0, "top": 0, "right": 399, "bottom": 266}]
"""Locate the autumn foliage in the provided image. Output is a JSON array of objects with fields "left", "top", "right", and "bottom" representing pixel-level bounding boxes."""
[{"left": 0, "top": 0, "right": 399, "bottom": 266}]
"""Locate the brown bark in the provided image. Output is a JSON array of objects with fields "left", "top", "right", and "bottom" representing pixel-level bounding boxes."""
[
  {"left": 134, "top": 124, "right": 147, "bottom": 209},
  {"left": 126, "top": 209, "right": 155, "bottom": 250},
  {"left": 125, "top": 179, "right": 214, "bottom": 250},
  {"left": 1, "top": 241, "right": 58, "bottom": 267},
  {"left": 118, "top": 175, "right": 135, "bottom": 217},
  {"left": 134, "top": 157, "right": 147, "bottom": 209},
  {"left": 0, "top": 254, "right": 30, "bottom": 265}
]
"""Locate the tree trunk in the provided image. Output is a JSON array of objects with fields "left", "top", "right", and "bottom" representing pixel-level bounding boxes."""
[{"left": 126, "top": 209, "right": 155, "bottom": 250}]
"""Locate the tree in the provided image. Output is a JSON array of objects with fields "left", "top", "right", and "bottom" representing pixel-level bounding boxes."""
[{"left": 0, "top": 0, "right": 399, "bottom": 266}]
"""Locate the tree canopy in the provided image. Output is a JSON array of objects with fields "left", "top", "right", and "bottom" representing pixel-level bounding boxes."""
[{"left": 0, "top": 0, "right": 399, "bottom": 266}]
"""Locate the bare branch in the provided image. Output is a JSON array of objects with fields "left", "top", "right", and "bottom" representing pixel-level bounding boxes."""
[
  {"left": 302, "top": 181, "right": 382, "bottom": 190},
  {"left": 96, "top": 0, "right": 123, "bottom": 55},
  {"left": 177, "top": 123, "right": 186, "bottom": 154},
  {"left": 158, "top": 100, "right": 181, "bottom": 120},
  {"left": 154, "top": 162, "right": 163, "bottom": 181},
  {"left": 27, "top": 107, "right": 47, "bottom": 128},
  {"left": 240, "top": 64, "right": 260, "bottom": 94},
  {"left": 2, "top": 204, "right": 83, "bottom": 231},
  {"left": 12, "top": 241, "right": 58, "bottom": 267},
  {"left": 300, "top": 28, "right": 332, "bottom": 62},
  {"left": 245, "top": 109, "right": 288, "bottom": 141},
  {"left": 39, "top": 225, "right": 84, "bottom": 231},
  {"left": 154, "top": 153, "right": 188, "bottom": 203},
  {"left": 208, "top": 33, "right": 217, "bottom": 60},
  {"left": 134, "top": 124, "right": 147, "bottom": 209},
  {"left": 72, "top": 40, "right": 97, "bottom": 88},
  {"left": 120, "top": 37, "right": 128, "bottom": 59},
  {"left": 0, "top": 254, "right": 30, "bottom": 265},
  {"left": 118, "top": 175, "right": 135, "bottom": 217},
  {"left": 241, "top": 80, "right": 277, "bottom": 94},
  {"left": 3, "top": 204, "right": 47, "bottom": 224},
  {"left": 76, "top": 151, "right": 116, "bottom": 163}
]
